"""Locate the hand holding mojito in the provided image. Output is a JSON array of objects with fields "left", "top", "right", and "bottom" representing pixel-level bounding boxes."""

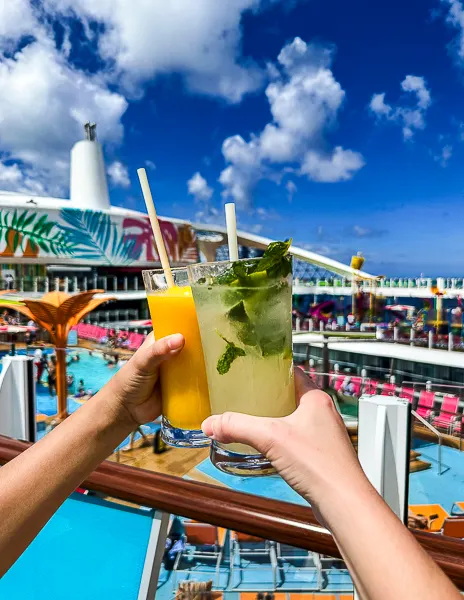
[{"left": 189, "top": 240, "right": 296, "bottom": 475}]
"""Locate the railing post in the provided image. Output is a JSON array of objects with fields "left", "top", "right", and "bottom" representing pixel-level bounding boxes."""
[
  {"left": 428, "top": 330, "right": 433, "bottom": 349},
  {"left": 410, "top": 328, "right": 415, "bottom": 346},
  {"left": 33, "top": 277, "right": 38, "bottom": 293},
  {"left": 54, "top": 277, "right": 60, "bottom": 291},
  {"left": 73, "top": 276, "right": 78, "bottom": 292},
  {"left": 296, "top": 318, "right": 301, "bottom": 332},
  {"left": 123, "top": 276, "right": 128, "bottom": 291},
  {"left": 63, "top": 277, "right": 69, "bottom": 293},
  {"left": 308, "top": 319, "right": 313, "bottom": 332},
  {"left": 393, "top": 326, "right": 399, "bottom": 342},
  {"left": 448, "top": 332, "right": 454, "bottom": 352},
  {"left": 319, "top": 320, "right": 324, "bottom": 332},
  {"left": 113, "top": 276, "right": 117, "bottom": 291},
  {"left": 102, "top": 276, "right": 107, "bottom": 290},
  {"left": 44, "top": 278, "right": 49, "bottom": 293},
  {"left": 322, "top": 335, "right": 329, "bottom": 389},
  {"left": 83, "top": 277, "right": 88, "bottom": 292},
  {"left": 93, "top": 274, "right": 98, "bottom": 289},
  {"left": 134, "top": 276, "right": 138, "bottom": 291}
]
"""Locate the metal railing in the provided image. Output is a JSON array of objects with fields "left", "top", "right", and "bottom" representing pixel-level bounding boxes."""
[
  {"left": 1, "top": 435, "right": 464, "bottom": 590},
  {"left": 411, "top": 409, "right": 445, "bottom": 475}
]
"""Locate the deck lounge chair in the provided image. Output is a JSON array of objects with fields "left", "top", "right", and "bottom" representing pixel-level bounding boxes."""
[
  {"left": 275, "top": 543, "right": 326, "bottom": 591},
  {"left": 399, "top": 387, "right": 415, "bottom": 403},
  {"left": 442, "top": 517, "right": 464, "bottom": 539},
  {"left": 230, "top": 532, "right": 278, "bottom": 591},
  {"left": 363, "top": 380, "right": 378, "bottom": 395},
  {"left": 416, "top": 390, "right": 436, "bottom": 421},
  {"left": 431, "top": 395, "right": 460, "bottom": 433},
  {"left": 381, "top": 383, "right": 396, "bottom": 396},
  {"left": 173, "top": 521, "right": 224, "bottom": 588}
]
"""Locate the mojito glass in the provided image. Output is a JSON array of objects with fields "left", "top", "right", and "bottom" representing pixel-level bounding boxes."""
[
  {"left": 188, "top": 243, "right": 295, "bottom": 475},
  {"left": 143, "top": 268, "right": 211, "bottom": 447}
]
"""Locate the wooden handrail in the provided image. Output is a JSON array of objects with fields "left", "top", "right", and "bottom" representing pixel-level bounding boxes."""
[{"left": 1, "top": 435, "right": 464, "bottom": 589}]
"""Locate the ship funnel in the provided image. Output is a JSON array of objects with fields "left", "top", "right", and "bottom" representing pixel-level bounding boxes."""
[{"left": 70, "top": 122, "right": 110, "bottom": 210}]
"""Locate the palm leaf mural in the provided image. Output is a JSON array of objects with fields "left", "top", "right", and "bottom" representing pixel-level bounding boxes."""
[
  {"left": 59, "top": 208, "right": 142, "bottom": 265},
  {"left": 0, "top": 210, "right": 74, "bottom": 256}
]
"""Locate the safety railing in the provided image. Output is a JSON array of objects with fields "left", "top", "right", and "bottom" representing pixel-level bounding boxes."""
[
  {"left": 1, "top": 435, "right": 464, "bottom": 589},
  {"left": 411, "top": 409, "right": 445, "bottom": 475}
]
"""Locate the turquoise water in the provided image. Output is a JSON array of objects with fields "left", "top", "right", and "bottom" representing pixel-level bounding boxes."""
[{"left": 0, "top": 493, "right": 153, "bottom": 599}]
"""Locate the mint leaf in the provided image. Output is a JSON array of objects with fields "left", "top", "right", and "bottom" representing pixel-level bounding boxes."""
[
  {"left": 227, "top": 301, "right": 259, "bottom": 346},
  {"left": 216, "top": 332, "right": 246, "bottom": 374},
  {"left": 228, "top": 300, "right": 249, "bottom": 323}
]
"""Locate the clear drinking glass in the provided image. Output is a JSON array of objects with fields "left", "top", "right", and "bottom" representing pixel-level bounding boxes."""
[
  {"left": 188, "top": 258, "right": 296, "bottom": 475},
  {"left": 143, "top": 268, "right": 211, "bottom": 447}
]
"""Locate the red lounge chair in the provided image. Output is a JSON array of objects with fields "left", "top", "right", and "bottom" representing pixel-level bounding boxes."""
[
  {"left": 432, "top": 395, "right": 460, "bottom": 433},
  {"left": 381, "top": 383, "right": 396, "bottom": 396},
  {"left": 364, "top": 380, "right": 378, "bottom": 395},
  {"left": 400, "top": 387, "right": 415, "bottom": 403},
  {"left": 334, "top": 376, "right": 345, "bottom": 392},
  {"left": 416, "top": 390, "right": 435, "bottom": 421}
]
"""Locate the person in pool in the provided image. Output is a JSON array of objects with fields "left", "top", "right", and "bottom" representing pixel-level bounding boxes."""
[{"left": 0, "top": 333, "right": 460, "bottom": 599}]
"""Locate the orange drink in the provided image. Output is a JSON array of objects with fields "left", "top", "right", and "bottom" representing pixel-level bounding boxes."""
[{"left": 143, "top": 268, "right": 210, "bottom": 447}]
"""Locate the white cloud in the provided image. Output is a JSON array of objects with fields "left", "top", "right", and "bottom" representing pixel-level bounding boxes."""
[
  {"left": 145, "top": 160, "right": 156, "bottom": 171},
  {"left": 434, "top": 144, "right": 453, "bottom": 167},
  {"left": 0, "top": 25, "right": 128, "bottom": 194},
  {"left": 286, "top": 180, "right": 297, "bottom": 201},
  {"left": 42, "top": 0, "right": 277, "bottom": 103},
  {"left": 0, "top": 0, "right": 37, "bottom": 46},
  {"left": 441, "top": 0, "right": 464, "bottom": 62},
  {"left": 369, "top": 93, "right": 392, "bottom": 117},
  {"left": 219, "top": 37, "right": 364, "bottom": 206},
  {"left": 188, "top": 172, "right": 214, "bottom": 202},
  {"left": 369, "top": 75, "right": 431, "bottom": 140},
  {"left": 302, "top": 147, "right": 365, "bottom": 183},
  {"left": 108, "top": 161, "right": 130, "bottom": 188}
]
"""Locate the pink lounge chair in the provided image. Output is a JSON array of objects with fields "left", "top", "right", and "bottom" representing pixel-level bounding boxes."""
[
  {"left": 416, "top": 390, "right": 436, "bottom": 421},
  {"left": 400, "top": 387, "right": 415, "bottom": 403},
  {"left": 334, "top": 376, "right": 345, "bottom": 392},
  {"left": 381, "top": 383, "right": 396, "bottom": 396},
  {"left": 432, "top": 395, "right": 460, "bottom": 432},
  {"left": 363, "top": 380, "right": 378, "bottom": 395}
]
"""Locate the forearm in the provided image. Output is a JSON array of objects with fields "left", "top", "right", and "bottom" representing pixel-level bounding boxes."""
[
  {"left": 319, "top": 479, "right": 460, "bottom": 600},
  {"left": 0, "top": 392, "right": 132, "bottom": 576}
]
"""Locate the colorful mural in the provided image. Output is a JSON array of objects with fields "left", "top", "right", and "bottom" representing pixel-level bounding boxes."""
[{"left": 0, "top": 206, "right": 198, "bottom": 266}]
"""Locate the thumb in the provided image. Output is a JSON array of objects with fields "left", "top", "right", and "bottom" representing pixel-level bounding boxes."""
[
  {"left": 130, "top": 332, "right": 185, "bottom": 375},
  {"left": 201, "top": 412, "right": 277, "bottom": 456}
]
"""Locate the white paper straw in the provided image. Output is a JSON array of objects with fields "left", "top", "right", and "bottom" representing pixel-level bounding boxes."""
[
  {"left": 225, "top": 202, "right": 239, "bottom": 261},
  {"left": 137, "top": 168, "right": 175, "bottom": 288}
]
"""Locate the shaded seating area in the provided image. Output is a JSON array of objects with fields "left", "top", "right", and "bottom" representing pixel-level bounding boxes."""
[
  {"left": 173, "top": 521, "right": 226, "bottom": 588},
  {"left": 162, "top": 519, "right": 352, "bottom": 596}
]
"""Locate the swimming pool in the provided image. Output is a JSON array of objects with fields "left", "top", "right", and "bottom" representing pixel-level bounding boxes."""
[{"left": 0, "top": 492, "right": 162, "bottom": 600}]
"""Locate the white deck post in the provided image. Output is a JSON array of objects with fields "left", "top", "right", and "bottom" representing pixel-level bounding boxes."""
[
  {"left": 393, "top": 326, "right": 399, "bottom": 341},
  {"left": 428, "top": 330, "right": 434, "bottom": 349},
  {"left": 356, "top": 395, "right": 410, "bottom": 599},
  {"left": 410, "top": 328, "right": 415, "bottom": 346},
  {"left": 448, "top": 332, "right": 454, "bottom": 352}
]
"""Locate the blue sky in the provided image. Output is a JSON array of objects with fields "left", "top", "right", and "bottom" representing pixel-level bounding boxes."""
[{"left": 1, "top": 0, "right": 464, "bottom": 275}]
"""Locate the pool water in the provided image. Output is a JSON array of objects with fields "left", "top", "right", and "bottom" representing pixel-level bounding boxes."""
[{"left": 0, "top": 493, "right": 154, "bottom": 600}]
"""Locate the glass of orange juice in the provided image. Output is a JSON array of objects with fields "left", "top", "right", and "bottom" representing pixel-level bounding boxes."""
[{"left": 142, "top": 267, "right": 211, "bottom": 447}]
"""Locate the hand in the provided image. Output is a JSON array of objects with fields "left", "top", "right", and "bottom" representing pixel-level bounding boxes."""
[
  {"left": 104, "top": 332, "right": 184, "bottom": 427},
  {"left": 201, "top": 369, "right": 368, "bottom": 523}
]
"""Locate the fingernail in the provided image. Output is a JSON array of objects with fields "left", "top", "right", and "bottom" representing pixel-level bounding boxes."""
[
  {"left": 201, "top": 416, "right": 216, "bottom": 438},
  {"left": 167, "top": 333, "right": 184, "bottom": 351}
]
